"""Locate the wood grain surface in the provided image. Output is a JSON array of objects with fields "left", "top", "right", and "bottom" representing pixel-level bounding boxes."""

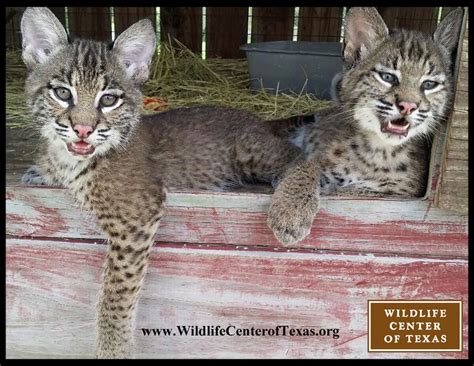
[
  {"left": 6, "top": 186, "right": 469, "bottom": 358},
  {"left": 435, "top": 10, "right": 468, "bottom": 214},
  {"left": 206, "top": 7, "right": 248, "bottom": 58},
  {"left": 6, "top": 238, "right": 468, "bottom": 359},
  {"left": 251, "top": 7, "right": 295, "bottom": 42},
  {"left": 160, "top": 7, "right": 202, "bottom": 53},
  {"left": 6, "top": 186, "right": 468, "bottom": 258}
]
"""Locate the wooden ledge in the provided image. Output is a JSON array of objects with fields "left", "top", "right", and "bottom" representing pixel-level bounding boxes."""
[{"left": 6, "top": 185, "right": 468, "bottom": 259}]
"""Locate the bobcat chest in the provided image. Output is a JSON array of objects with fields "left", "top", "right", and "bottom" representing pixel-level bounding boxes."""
[
  {"left": 48, "top": 148, "right": 96, "bottom": 205},
  {"left": 319, "top": 135, "right": 412, "bottom": 192}
]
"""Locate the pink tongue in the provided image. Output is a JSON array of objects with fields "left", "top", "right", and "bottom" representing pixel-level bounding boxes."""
[
  {"left": 387, "top": 124, "right": 406, "bottom": 132},
  {"left": 74, "top": 141, "right": 90, "bottom": 147},
  {"left": 385, "top": 119, "right": 409, "bottom": 134}
]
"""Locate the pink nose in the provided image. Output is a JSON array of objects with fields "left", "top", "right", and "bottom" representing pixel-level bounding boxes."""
[
  {"left": 73, "top": 124, "right": 94, "bottom": 138},
  {"left": 398, "top": 101, "right": 418, "bottom": 116}
]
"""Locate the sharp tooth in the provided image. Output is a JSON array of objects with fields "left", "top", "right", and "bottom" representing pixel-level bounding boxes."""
[{"left": 387, "top": 120, "right": 410, "bottom": 130}]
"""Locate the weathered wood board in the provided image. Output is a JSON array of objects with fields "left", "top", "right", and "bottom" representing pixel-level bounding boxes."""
[
  {"left": 377, "top": 7, "right": 438, "bottom": 33},
  {"left": 435, "top": 9, "right": 469, "bottom": 214},
  {"left": 6, "top": 238, "right": 468, "bottom": 359},
  {"left": 6, "top": 186, "right": 468, "bottom": 259},
  {"left": 5, "top": 184, "right": 469, "bottom": 359}
]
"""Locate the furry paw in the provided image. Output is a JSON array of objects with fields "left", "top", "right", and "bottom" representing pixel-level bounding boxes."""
[
  {"left": 21, "top": 165, "right": 47, "bottom": 185},
  {"left": 267, "top": 199, "right": 316, "bottom": 245}
]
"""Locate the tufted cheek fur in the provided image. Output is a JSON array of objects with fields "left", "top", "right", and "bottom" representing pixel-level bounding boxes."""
[{"left": 339, "top": 30, "right": 455, "bottom": 146}]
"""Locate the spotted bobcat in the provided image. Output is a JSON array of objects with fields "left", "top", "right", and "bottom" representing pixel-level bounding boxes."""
[
  {"left": 286, "top": 7, "right": 463, "bottom": 197},
  {"left": 20, "top": 7, "right": 319, "bottom": 358},
  {"left": 19, "top": 6, "right": 462, "bottom": 359}
]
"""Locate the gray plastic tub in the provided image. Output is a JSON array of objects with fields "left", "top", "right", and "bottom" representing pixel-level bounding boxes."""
[{"left": 240, "top": 41, "right": 343, "bottom": 100}]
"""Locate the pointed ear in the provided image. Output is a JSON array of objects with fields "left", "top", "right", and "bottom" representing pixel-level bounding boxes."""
[
  {"left": 343, "top": 7, "right": 389, "bottom": 65},
  {"left": 21, "top": 7, "right": 68, "bottom": 70},
  {"left": 112, "top": 19, "right": 157, "bottom": 85},
  {"left": 434, "top": 8, "right": 464, "bottom": 54}
]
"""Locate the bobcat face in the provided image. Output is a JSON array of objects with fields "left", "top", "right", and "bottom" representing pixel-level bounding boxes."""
[
  {"left": 21, "top": 8, "right": 156, "bottom": 161},
  {"left": 26, "top": 41, "right": 142, "bottom": 160},
  {"left": 338, "top": 8, "right": 462, "bottom": 146}
]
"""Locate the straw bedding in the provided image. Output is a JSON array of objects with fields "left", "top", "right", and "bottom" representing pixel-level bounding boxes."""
[{"left": 6, "top": 41, "right": 331, "bottom": 128}]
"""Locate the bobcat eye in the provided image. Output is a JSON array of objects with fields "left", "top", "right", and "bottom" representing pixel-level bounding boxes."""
[
  {"left": 100, "top": 94, "right": 118, "bottom": 107},
  {"left": 421, "top": 80, "right": 439, "bottom": 90},
  {"left": 53, "top": 87, "right": 72, "bottom": 101},
  {"left": 378, "top": 72, "right": 398, "bottom": 85}
]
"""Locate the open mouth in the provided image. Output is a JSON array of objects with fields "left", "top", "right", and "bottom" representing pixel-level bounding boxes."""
[
  {"left": 381, "top": 118, "right": 410, "bottom": 136},
  {"left": 67, "top": 141, "right": 95, "bottom": 156}
]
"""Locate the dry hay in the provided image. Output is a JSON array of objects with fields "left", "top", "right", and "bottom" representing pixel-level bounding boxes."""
[{"left": 6, "top": 41, "right": 331, "bottom": 128}]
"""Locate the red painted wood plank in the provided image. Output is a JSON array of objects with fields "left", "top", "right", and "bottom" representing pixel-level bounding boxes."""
[
  {"left": 6, "top": 238, "right": 468, "bottom": 358},
  {"left": 6, "top": 186, "right": 468, "bottom": 259}
]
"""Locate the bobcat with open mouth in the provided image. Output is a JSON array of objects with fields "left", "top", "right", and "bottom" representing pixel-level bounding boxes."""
[
  {"left": 17, "top": 6, "right": 462, "bottom": 359},
  {"left": 19, "top": 6, "right": 320, "bottom": 358},
  {"left": 286, "top": 7, "right": 463, "bottom": 197}
]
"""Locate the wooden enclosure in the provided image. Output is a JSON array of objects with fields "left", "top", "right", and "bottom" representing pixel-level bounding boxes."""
[
  {"left": 435, "top": 12, "right": 469, "bottom": 213},
  {"left": 5, "top": 6, "right": 469, "bottom": 359},
  {"left": 5, "top": 186, "right": 469, "bottom": 359},
  {"left": 5, "top": 7, "right": 455, "bottom": 57}
]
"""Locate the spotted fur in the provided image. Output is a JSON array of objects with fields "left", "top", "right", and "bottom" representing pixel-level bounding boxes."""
[
  {"left": 20, "top": 7, "right": 462, "bottom": 358},
  {"left": 20, "top": 7, "right": 319, "bottom": 358},
  {"left": 291, "top": 7, "right": 463, "bottom": 197}
]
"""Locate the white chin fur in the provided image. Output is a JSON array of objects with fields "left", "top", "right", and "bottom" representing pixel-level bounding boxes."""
[{"left": 380, "top": 132, "right": 410, "bottom": 146}]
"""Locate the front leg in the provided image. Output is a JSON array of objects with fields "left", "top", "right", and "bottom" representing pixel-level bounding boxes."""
[
  {"left": 267, "top": 159, "right": 320, "bottom": 245},
  {"left": 21, "top": 164, "right": 62, "bottom": 186},
  {"left": 234, "top": 134, "right": 320, "bottom": 246},
  {"left": 91, "top": 182, "right": 166, "bottom": 358}
]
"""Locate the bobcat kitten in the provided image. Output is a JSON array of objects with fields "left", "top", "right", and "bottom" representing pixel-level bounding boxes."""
[
  {"left": 20, "top": 7, "right": 319, "bottom": 358},
  {"left": 288, "top": 7, "right": 463, "bottom": 197}
]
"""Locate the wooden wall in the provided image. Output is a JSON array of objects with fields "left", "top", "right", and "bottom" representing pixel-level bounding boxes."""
[
  {"left": 6, "top": 187, "right": 468, "bottom": 358},
  {"left": 435, "top": 11, "right": 469, "bottom": 214},
  {"left": 7, "top": 6, "right": 445, "bottom": 57}
]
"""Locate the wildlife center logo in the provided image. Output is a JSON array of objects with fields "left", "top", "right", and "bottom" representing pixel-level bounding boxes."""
[{"left": 368, "top": 300, "right": 462, "bottom": 352}]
